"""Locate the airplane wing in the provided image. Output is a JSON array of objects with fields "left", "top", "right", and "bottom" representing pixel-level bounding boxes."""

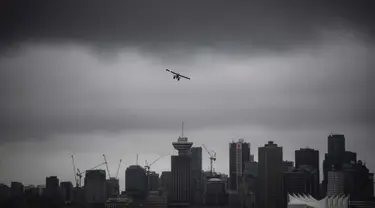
[
  {"left": 166, "top": 69, "right": 178, "bottom": 75},
  {"left": 166, "top": 69, "right": 191, "bottom": 80},
  {"left": 179, "top": 74, "right": 191, "bottom": 80}
]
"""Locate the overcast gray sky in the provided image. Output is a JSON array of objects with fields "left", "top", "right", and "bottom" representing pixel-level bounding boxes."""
[{"left": 0, "top": 0, "right": 374, "bottom": 191}]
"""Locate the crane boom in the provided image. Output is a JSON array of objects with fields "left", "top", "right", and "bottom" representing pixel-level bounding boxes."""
[
  {"left": 115, "top": 159, "right": 122, "bottom": 179},
  {"left": 71, "top": 155, "right": 78, "bottom": 187},
  {"left": 103, "top": 154, "right": 110, "bottom": 178}
]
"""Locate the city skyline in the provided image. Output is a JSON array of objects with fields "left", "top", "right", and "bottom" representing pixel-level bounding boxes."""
[
  {"left": 1, "top": 134, "right": 373, "bottom": 192},
  {"left": 1, "top": 0, "right": 374, "bottom": 194}
]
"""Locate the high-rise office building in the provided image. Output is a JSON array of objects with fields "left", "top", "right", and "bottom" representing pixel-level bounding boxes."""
[
  {"left": 125, "top": 165, "right": 148, "bottom": 199},
  {"left": 327, "top": 170, "right": 345, "bottom": 196},
  {"left": 148, "top": 171, "right": 160, "bottom": 191},
  {"left": 160, "top": 171, "right": 172, "bottom": 193},
  {"left": 229, "top": 139, "right": 250, "bottom": 191},
  {"left": 258, "top": 141, "right": 283, "bottom": 208},
  {"left": 170, "top": 135, "right": 193, "bottom": 206},
  {"left": 84, "top": 169, "right": 107, "bottom": 204},
  {"left": 342, "top": 161, "right": 374, "bottom": 201},
  {"left": 60, "top": 181, "right": 73, "bottom": 204},
  {"left": 283, "top": 165, "right": 317, "bottom": 205},
  {"left": 190, "top": 146, "right": 203, "bottom": 205},
  {"left": 106, "top": 178, "right": 120, "bottom": 197},
  {"left": 0, "top": 184, "right": 10, "bottom": 200},
  {"left": 323, "top": 134, "right": 358, "bottom": 196},
  {"left": 328, "top": 134, "right": 345, "bottom": 156},
  {"left": 45, "top": 176, "right": 59, "bottom": 199},
  {"left": 10, "top": 182, "right": 24, "bottom": 197},
  {"left": 295, "top": 148, "right": 319, "bottom": 198}
]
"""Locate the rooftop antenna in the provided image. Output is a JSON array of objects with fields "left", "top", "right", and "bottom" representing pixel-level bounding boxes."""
[
  {"left": 181, "top": 122, "right": 184, "bottom": 138},
  {"left": 136, "top": 154, "right": 139, "bottom": 165}
]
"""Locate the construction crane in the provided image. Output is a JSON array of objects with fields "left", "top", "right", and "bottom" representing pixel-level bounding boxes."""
[
  {"left": 115, "top": 159, "right": 122, "bottom": 179},
  {"left": 103, "top": 154, "right": 111, "bottom": 178},
  {"left": 71, "top": 155, "right": 107, "bottom": 188},
  {"left": 71, "top": 155, "right": 79, "bottom": 187},
  {"left": 202, "top": 144, "right": 216, "bottom": 176},
  {"left": 144, "top": 155, "right": 169, "bottom": 190}
]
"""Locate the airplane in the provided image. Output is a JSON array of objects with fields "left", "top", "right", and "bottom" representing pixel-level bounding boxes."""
[{"left": 166, "top": 69, "right": 191, "bottom": 81}]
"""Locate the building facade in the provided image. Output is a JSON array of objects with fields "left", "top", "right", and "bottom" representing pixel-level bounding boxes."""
[
  {"left": 229, "top": 139, "right": 250, "bottom": 191},
  {"left": 170, "top": 155, "right": 192, "bottom": 206},
  {"left": 60, "top": 181, "right": 74, "bottom": 204},
  {"left": 295, "top": 148, "right": 319, "bottom": 198},
  {"left": 125, "top": 165, "right": 148, "bottom": 199},
  {"left": 190, "top": 146, "right": 203, "bottom": 205},
  {"left": 327, "top": 170, "right": 345, "bottom": 196},
  {"left": 84, "top": 169, "right": 107, "bottom": 204},
  {"left": 258, "top": 141, "right": 283, "bottom": 208},
  {"left": 106, "top": 178, "right": 120, "bottom": 198},
  {"left": 170, "top": 135, "right": 193, "bottom": 206}
]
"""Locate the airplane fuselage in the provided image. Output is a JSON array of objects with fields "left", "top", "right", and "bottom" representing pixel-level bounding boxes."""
[{"left": 173, "top": 74, "right": 181, "bottom": 81}]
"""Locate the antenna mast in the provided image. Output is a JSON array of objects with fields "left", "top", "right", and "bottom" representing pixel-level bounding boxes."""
[
  {"left": 182, "top": 122, "right": 184, "bottom": 138},
  {"left": 136, "top": 154, "right": 139, "bottom": 165}
]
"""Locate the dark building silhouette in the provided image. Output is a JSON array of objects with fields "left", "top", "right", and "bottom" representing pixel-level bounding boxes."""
[
  {"left": 283, "top": 165, "right": 317, "bottom": 206},
  {"left": 125, "top": 165, "right": 148, "bottom": 199},
  {"left": 60, "top": 181, "right": 74, "bottom": 204},
  {"left": 328, "top": 133, "right": 345, "bottom": 156},
  {"left": 10, "top": 182, "right": 24, "bottom": 197},
  {"left": 190, "top": 146, "right": 203, "bottom": 205},
  {"left": 170, "top": 136, "right": 193, "bottom": 206},
  {"left": 342, "top": 161, "right": 374, "bottom": 201},
  {"left": 327, "top": 169, "right": 345, "bottom": 196},
  {"left": 148, "top": 171, "right": 160, "bottom": 191},
  {"left": 0, "top": 184, "right": 10, "bottom": 200},
  {"left": 84, "top": 169, "right": 107, "bottom": 205},
  {"left": 323, "top": 134, "right": 357, "bottom": 195},
  {"left": 283, "top": 161, "right": 294, "bottom": 172},
  {"left": 106, "top": 178, "right": 120, "bottom": 198},
  {"left": 258, "top": 141, "right": 283, "bottom": 208},
  {"left": 244, "top": 161, "right": 259, "bottom": 208},
  {"left": 229, "top": 139, "right": 250, "bottom": 191},
  {"left": 160, "top": 171, "right": 172, "bottom": 193},
  {"left": 203, "top": 178, "right": 228, "bottom": 206},
  {"left": 295, "top": 148, "right": 319, "bottom": 198},
  {"left": 244, "top": 161, "right": 258, "bottom": 177},
  {"left": 45, "top": 176, "right": 60, "bottom": 199}
]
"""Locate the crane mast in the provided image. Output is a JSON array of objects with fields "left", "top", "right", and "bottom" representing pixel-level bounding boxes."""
[{"left": 202, "top": 144, "right": 216, "bottom": 176}]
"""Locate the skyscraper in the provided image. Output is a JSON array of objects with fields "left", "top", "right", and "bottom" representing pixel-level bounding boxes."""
[
  {"left": 258, "top": 141, "right": 283, "bottom": 208},
  {"left": 322, "top": 134, "right": 358, "bottom": 196},
  {"left": 45, "top": 176, "right": 59, "bottom": 199},
  {"left": 125, "top": 165, "right": 148, "bottom": 199},
  {"left": 190, "top": 146, "right": 203, "bottom": 205},
  {"left": 60, "top": 181, "right": 73, "bottom": 204},
  {"left": 170, "top": 135, "right": 193, "bottom": 206},
  {"left": 328, "top": 134, "right": 345, "bottom": 156},
  {"left": 295, "top": 148, "right": 319, "bottom": 198},
  {"left": 84, "top": 169, "right": 107, "bottom": 205},
  {"left": 229, "top": 139, "right": 250, "bottom": 191}
]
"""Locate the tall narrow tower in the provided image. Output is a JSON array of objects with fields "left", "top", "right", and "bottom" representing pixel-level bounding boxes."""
[{"left": 170, "top": 122, "right": 193, "bottom": 206}]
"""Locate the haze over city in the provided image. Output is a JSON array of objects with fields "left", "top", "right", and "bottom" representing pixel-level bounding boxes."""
[{"left": 0, "top": 0, "right": 374, "bottom": 194}]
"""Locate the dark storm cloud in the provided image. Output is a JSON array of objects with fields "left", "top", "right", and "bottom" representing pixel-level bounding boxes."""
[
  {"left": 1, "top": 0, "right": 375, "bottom": 56},
  {"left": 0, "top": 39, "right": 374, "bottom": 144},
  {"left": 0, "top": 0, "right": 374, "bottom": 144}
]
